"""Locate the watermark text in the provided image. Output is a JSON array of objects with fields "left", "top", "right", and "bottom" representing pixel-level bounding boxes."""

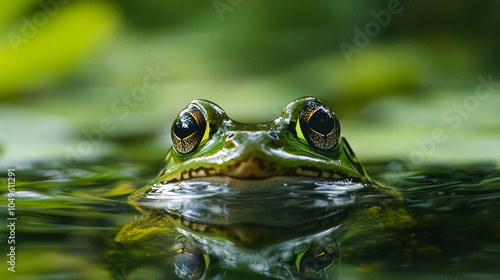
[{"left": 6, "top": 169, "right": 17, "bottom": 272}]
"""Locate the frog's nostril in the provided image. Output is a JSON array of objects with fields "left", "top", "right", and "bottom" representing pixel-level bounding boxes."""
[
  {"left": 268, "top": 131, "right": 279, "bottom": 140},
  {"left": 226, "top": 131, "right": 236, "bottom": 141}
]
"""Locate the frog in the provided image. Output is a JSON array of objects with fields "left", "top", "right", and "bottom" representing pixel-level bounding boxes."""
[{"left": 111, "top": 97, "right": 428, "bottom": 280}]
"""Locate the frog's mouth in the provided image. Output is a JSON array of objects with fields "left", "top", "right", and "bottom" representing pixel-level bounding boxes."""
[
  {"left": 158, "top": 136, "right": 369, "bottom": 184},
  {"left": 160, "top": 157, "right": 367, "bottom": 185}
]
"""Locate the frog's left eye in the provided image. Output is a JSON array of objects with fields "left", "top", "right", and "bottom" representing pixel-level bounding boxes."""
[
  {"left": 296, "top": 100, "right": 341, "bottom": 151},
  {"left": 172, "top": 105, "right": 207, "bottom": 154}
]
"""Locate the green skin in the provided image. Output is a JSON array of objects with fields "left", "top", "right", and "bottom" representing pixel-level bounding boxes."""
[
  {"left": 132, "top": 97, "right": 376, "bottom": 200},
  {"left": 157, "top": 97, "right": 367, "bottom": 182},
  {"left": 114, "top": 97, "right": 429, "bottom": 279}
]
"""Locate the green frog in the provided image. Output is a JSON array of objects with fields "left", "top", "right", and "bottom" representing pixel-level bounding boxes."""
[{"left": 112, "top": 97, "right": 425, "bottom": 280}]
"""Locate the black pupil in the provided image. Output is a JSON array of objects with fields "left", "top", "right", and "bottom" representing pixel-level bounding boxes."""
[
  {"left": 308, "top": 109, "right": 334, "bottom": 135},
  {"left": 173, "top": 113, "right": 198, "bottom": 139}
]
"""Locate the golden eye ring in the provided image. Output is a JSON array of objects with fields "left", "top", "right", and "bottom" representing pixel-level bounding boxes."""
[
  {"left": 296, "top": 238, "right": 338, "bottom": 278},
  {"left": 171, "top": 106, "right": 207, "bottom": 154},
  {"left": 297, "top": 100, "right": 341, "bottom": 151},
  {"left": 173, "top": 236, "right": 209, "bottom": 279}
]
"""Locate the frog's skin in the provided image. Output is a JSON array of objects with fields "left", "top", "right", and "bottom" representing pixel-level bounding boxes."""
[
  {"left": 163, "top": 98, "right": 361, "bottom": 181},
  {"left": 113, "top": 97, "right": 428, "bottom": 280},
  {"left": 134, "top": 97, "right": 370, "bottom": 185}
]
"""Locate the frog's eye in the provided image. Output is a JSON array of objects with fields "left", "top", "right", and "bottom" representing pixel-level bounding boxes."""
[
  {"left": 296, "top": 101, "right": 341, "bottom": 151},
  {"left": 296, "top": 239, "right": 338, "bottom": 278},
  {"left": 171, "top": 105, "right": 208, "bottom": 154},
  {"left": 173, "top": 236, "right": 210, "bottom": 279}
]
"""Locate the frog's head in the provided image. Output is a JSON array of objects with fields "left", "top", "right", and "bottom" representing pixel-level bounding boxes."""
[
  {"left": 157, "top": 96, "right": 368, "bottom": 184},
  {"left": 127, "top": 97, "right": 395, "bottom": 247}
]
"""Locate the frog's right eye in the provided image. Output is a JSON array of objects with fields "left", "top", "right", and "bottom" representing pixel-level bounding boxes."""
[
  {"left": 173, "top": 236, "right": 209, "bottom": 279},
  {"left": 171, "top": 105, "right": 208, "bottom": 154},
  {"left": 295, "top": 100, "right": 341, "bottom": 152}
]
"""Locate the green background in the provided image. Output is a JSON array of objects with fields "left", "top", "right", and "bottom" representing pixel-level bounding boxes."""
[{"left": 1, "top": 0, "right": 499, "bottom": 167}]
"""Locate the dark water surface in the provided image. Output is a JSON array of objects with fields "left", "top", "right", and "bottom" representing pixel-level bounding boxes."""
[{"left": 1, "top": 159, "right": 499, "bottom": 280}]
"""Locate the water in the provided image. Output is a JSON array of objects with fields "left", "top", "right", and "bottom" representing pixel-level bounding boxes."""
[{"left": 1, "top": 158, "right": 499, "bottom": 280}]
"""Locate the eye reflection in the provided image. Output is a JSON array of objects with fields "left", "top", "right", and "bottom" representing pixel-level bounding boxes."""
[
  {"left": 173, "top": 236, "right": 208, "bottom": 279},
  {"left": 297, "top": 237, "right": 338, "bottom": 279},
  {"left": 170, "top": 233, "right": 339, "bottom": 280}
]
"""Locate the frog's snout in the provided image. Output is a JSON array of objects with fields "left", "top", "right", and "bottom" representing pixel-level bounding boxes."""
[{"left": 224, "top": 131, "right": 282, "bottom": 150}]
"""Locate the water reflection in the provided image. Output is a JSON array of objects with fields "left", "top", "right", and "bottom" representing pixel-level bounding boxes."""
[
  {"left": 113, "top": 177, "right": 402, "bottom": 279},
  {"left": 3, "top": 161, "right": 499, "bottom": 279},
  {"left": 172, "top": 226, "right": 339, "bottom": 279},
  {"left": 115, "top": 212, "right": 341, "bottom": 280}
]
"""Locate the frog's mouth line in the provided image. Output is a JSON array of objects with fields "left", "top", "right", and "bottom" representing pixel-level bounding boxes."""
[{"left": 161, "top": 158, "right": 366, "bottom": 184}]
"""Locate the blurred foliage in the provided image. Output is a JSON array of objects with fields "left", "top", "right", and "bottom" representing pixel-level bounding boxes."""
[
  {"left": 0, "top": 0, "right": 119, "bottom": 96},
  {"left": 0, "top": 0, "right": 499, "bottom": 165},
  {"left": 0, "top": 2, "right": 499, "bottom": 278}
]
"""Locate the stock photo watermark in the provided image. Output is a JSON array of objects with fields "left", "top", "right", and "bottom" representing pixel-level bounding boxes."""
[
  {"left": 6, "top": 169, "right": 17, "bottom": 272},
  {"left": 340, "top": 0, "right": 412, "bottom": 63},
  {"left": 396, "top": 74, "right": 499, "bottom": 171},
  {"left": 51, "top": 64, "right": 169, "bottom": 171},
  {"left": 7, "top": 0, "right": 71, "bottom": 53},
  {"left": 213, "top": 0, "right": 244, "bottom": 21}
]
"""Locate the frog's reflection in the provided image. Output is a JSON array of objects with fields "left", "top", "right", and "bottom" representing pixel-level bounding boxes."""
[
  {"left": 113, "top": 211, "right": 341, "bottom": 280},
  {"left": 111, "top": 187, "right": 424, "bottom": 280},
  {"left": 171, "top": 228, "right": 339, "bottom": 280}
]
